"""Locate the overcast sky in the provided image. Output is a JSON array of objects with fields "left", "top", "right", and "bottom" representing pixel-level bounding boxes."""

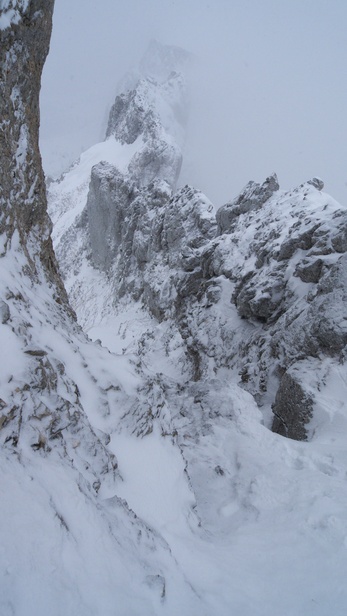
[{"left": 40, "top": 0, "right": 347, "bottom": 207}]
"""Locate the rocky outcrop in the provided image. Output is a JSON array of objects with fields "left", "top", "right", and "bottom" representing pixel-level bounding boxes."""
[
  {"left": 90, "top": 174, "right": 347, "bottom": 439},
  {"left": 12, "top": 14, "right": 347, "bottom": 614},
  {"left": 86, "top": 162, "right": 136, "bottom": 271},
  {"left": 55, "top": 156, "right": 347, "bottom": 442},
  {"left": 216, "top": 173, "right": 280, "bottom": 234},
  {"left": 0, "top": 0, "right": 68, "bottom": 303},
  {"left": 272, "top": 372, "right": 314, "bottom": 441}
]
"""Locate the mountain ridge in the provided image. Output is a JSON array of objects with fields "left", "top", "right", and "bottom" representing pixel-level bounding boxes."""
[
  {"left": 49, "top": 58, "right": 347, "bottom": 442},
  {"left": 2, "top": 13, "right": 347, "bottom": 614}
]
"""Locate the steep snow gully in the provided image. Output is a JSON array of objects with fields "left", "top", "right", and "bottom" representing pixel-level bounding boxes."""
[{"left": 2, "top": 4, "right": 347, "bottom": 615}]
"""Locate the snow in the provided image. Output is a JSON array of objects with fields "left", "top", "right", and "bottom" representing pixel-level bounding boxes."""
[
  {"left": 0, "top": 326, "right": 29, "bottom": 400},
  {"left": 77, "top": 298, "right": 347, "bottom": 615},
  {"left": 3, "top": 236, "right": 347, "bottom": 614},
  {"left": 0, "top": 455, "right": 172, "bottom": 616},
  {"left": 108, "top": 430, "right": 196, "bottom": 535},
  {"left": 0, "top": 0, "right": 29, "bottom": 30},
  {"left": 88, "top": 304, "right": 155, "bottom": 354}
]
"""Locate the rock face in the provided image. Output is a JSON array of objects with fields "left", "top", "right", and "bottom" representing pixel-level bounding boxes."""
[
  {"left": 49, "top": 54, "right": 347, "bottom": 442},
  {"left": 216, "top": 173, "right": 280, "bottom": 234},
  {"left": 272, "top": 372, "right": 314, "bottom": 441},
  {"left": 0, "top": 0, "right": 124, "bottom": 490},
  {"left": 0, "top": 0, "right": 68, "bottom": 301}
]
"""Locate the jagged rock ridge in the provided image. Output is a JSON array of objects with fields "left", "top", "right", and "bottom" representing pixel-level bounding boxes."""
[
  {"left": 49, "top": 81, "right": 347, "bottom": 609},
  {"left": 50, "top": 61, "right": 347, "bottom": 441}
]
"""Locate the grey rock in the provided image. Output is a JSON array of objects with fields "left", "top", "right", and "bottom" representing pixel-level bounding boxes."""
[
  {"left": 272, "top": 371, "right": 313, "bottom": 441},
  {"left": 87, "top": 162, "right": 135, "bottom": 271},
  {"left": 106, "top": 87, "right": 155, "bottom": 143},
  {"left": 0, "top": 0, "right": 69, "bottom": 308},
  {"left": 216, "top": 173, "right": 279, "bottom": 234},
  {"left": 57, "top": 163, "right": 347, "bottom": 443},
  {"left": 128, "top": 138, "right": 182, "bottom": 190},
  {"left": 162, "top": 186, "right": 216, "bottom": 268},
  {"left": 307, "top": 177, "right": 324, "bottom": 191},
  {"left": 294, "top": 258, "right": 324, "bottom": 283},
  {"left": 277, "top": 227, "right": 318, "bottom": 261},
  {"left": 205, "top": 284, "right": 222, "bottom": 306},
  {"left": 0, "top": 300, "right": 10, "bottom": 324},
  {"left": 309, "top": 256, "right": 347, "bottom": 353},
  {"left": 49, "top": 29, "right": 347, "bottom": 448},
  {"left": 181, "top": 247, "right": 200, "bottom": 272},
  {"left": 0, "top": 1, "right": 119, "bottom": 487},
  {"left": 331, "top": 219, "right": 347, "bottom": 253},
  {"left": 234, "top": 273, "right": 285, "bottom": 322}
]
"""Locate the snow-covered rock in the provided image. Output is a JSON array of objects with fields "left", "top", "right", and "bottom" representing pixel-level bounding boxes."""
[
  {"left": 4, "top": 12, "right": 347, "bottom": 614},
  {"left": 52, "top": 127, "right": 347, "bottom": 441},
  {"left": 0, "top": 0, "right": 30, "bottom": 30}
]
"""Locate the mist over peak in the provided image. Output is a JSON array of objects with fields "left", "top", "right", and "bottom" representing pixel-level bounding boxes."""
[{"left": 40, "top": 0, "right": 347, "bottom": 205}]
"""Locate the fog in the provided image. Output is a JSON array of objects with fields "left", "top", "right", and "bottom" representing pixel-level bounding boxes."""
[{"left": 40, "top": 0, "right": 347, "bottom": 208}]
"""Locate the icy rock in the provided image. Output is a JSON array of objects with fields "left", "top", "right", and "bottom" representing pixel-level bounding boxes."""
[
  {"left": 272, "top": 370, "right": 313, "bottom": 440},
  {"left": 307, "top": 177, "right": 324, "bottom": 190},
  {"left": 216, "top": 173, "right": 279, "bottom": 234},
  {"left": 277, "top": 227, "right": 318, "bottom": 261},
  {"left": 0, "top": 0, "right": 69, "bottom": 308},
  {"left": 86, "top": 162, "right": 135, "bottom": 271},
  {"left": 52, "top": 163, "right": 347, "bottom": 442},
  {"left": 106, "top": 87, "right": 154, "bottom": 144},
  {"left": 234, "top": 272, "right": 285, "bottom": 322},
  {"left": 0, "top": 0, "right": 128, "bottom": 572},
  {"left": 128, "top": 137, "right": 182, "bottom": 190},
  {"left": 162, "top": 186, "right": 216, "bottom": 268},
  {"left": 310, "top": 256, "right": 347, "bottom": 353},
  {"left": 330, "top": 214, "right": 347, "bottom": 253},
  {"left": 106, "top": 71, "right": 189, "bottom": 192},
  {"left": 294, "top": 258, "right": 324, "bottom": 283},
  {"left": 0, "top": 300, "right": 10, "bottom": 323}
]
